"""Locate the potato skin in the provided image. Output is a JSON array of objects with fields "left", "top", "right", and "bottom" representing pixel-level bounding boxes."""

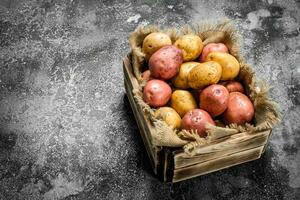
[
  {"left": 223, "top": 92, "right": 254, "bottom": 125},
  {"left": 221, "top": 81, "right": 245, "bottom": 93},
  {"left": 200, "top": 84, "right": 229, "bottom": 117},
  {"left": 149, "top": 45, "right": 183, "bottom": 80},
  {"left": 206, "top": 52, "right": 240, "bottom": 81},
  {"left": 188, "top": 61, "right": 222, "bottom": 89},
  {"left": 154, "top": 107, "right": 181, "bottom": 129},
  {"left": 181, "top": 109, "right": 215, "bottom": 137},
  {"left": 172, "top": 62, "right": 200, "bottom": 89},
  {"left": 141, "top": 70, "right": 153, "bottom": 82},
  {"left": 174, "top": 34, "right": 203, "bottom": 61},
  {"left": 143, "top": 79, "right": 172, "bottom": 108},
  {"left": 170, "top": 90, "right": 197, "bottom": 117},
  {"left": 142, "top": 32, "right": 172, "bottom": 59},
  {"left": 200, "top": 43, "right": 228, "bottom": 62}
]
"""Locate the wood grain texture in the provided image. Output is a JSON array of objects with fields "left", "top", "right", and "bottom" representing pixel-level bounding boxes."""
[
  {"left": 262, "top": 130, "right": 273, "bottom": 154},
  {"left": 174, "top": 130, "right": 271, "bottom": 169},
  {"left": 173, "top": 146, "right": 264, "bottom": 182}
]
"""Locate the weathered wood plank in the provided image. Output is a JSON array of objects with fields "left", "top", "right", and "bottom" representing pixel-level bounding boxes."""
[
  {"left": 173, "top": 146, "right": 264, "bottom": 182},
  {"left": 174, "top": 130, "right": 271, "bottom": 169},
  {"left": 262, "top": 130, "right": 272, "bottom": 154},
  {"left": 123, "top": 57, "right": 160, "bottom": 174}
]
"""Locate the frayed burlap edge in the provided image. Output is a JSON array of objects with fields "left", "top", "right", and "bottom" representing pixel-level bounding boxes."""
[{"left": 129, "top": 20, "right": 281, "bottom": 155}]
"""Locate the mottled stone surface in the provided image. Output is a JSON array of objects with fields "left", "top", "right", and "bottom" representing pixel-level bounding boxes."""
[{"left": 0, "top": 0, "right": 299, "bottom": 199}]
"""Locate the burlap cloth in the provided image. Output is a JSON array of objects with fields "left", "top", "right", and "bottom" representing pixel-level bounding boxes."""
[{"left": 128, "top": 20, "right": 280, "bottom": 155}]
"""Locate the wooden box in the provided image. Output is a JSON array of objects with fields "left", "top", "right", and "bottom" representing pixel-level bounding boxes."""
[{"left": 123, "top": 55, "right": 273, "bottom": 183}]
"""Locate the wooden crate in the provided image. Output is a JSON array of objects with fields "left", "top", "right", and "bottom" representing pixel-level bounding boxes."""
[{"left": 123, "top": 55, "right": 272, "bottom": 183}]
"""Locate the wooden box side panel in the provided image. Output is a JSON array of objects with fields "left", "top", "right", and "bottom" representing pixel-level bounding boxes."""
[
  {"left": 174, "top": 130, "right": 271, "bottom": 169},
  {"left": 173, "top": 146, "right": 264, "bottom": 182}
]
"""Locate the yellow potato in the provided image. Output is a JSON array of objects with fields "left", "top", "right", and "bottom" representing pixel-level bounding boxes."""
[
  {"left": 188, "top": 61, "right": 222, "bottom": 89},
  {"left": 142, "top": 32, "right": 172, "bottom": 59},
  {"left": 170, "top": 90, "right": 197, "bottom": 117},
  {"left": 172, "top": 62, "right": 200, "bottom": 89},
  {"left": 154, "top": 107, "right": 181, "bottom": 129},
  {"left": 174, "top": 34, "right": 203, "bottom": 61},
  {"left": 205, "top": 52, "right": 240, "bottom": 81}
]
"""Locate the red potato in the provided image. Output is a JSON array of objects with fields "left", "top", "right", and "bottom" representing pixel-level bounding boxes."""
[
  {"left": 200, "top": 43, "right": 228, "bottom": 62},
  {"left": 223, "top": 92, "right": 254, "bottom": 125},
  {"left": 200, "top": 84, "right": 229, "bottom": 117},
  {"left": 181, "top": 109, "right": 215, "bottom": 137},
  {"left": 149, "top": 45, "right": 183, "bottom": 80},
  {"left": 142, "top": 70, "right": 153, "bottom": 82},
  {"left": 221, "top": 81, "right": 245, "bottom": 93},
  {"left": 143, "top": 79, "right": 172, "bottom": 108}
]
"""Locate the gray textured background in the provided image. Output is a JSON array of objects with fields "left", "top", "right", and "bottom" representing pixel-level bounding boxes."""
[{"left": 0, "top": 0, "right": 299, "bottom": 199}]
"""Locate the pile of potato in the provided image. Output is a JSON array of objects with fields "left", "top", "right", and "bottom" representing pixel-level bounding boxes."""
[{"left": 141, "top": 32, "right": 254, "bottom": 137}]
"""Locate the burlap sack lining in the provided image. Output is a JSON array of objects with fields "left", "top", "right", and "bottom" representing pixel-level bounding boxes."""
[{"left": 129, "top": 21, "right": 281, "bottom": 155}]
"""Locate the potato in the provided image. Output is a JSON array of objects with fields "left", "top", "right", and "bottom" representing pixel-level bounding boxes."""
[
  {"left": 154, "top": 107, "right": 181, "bottom": 129},
  {"left": 149, "top": 45, "right": 183, "bottom": 80},
  {"left": 181, "top": 109, "right": 215, "bottom": 137},
  {"left": 143, "top": 79, "right": 172, "bottom": 108},
  {"left": 172, "top": 62, "right": 200, "bottom": 89},
  {"left": 142, "top": 32, "right": 172, "bottom": 59},
  {"left": 223, "top": 92, "right": 254, "bottom": 125},
  {"left": 200, "top": 43, "right": 228, "bottom": 62},
  {"left": 141, "top": 70, "right": 153, "bottom": 82},
  {"left": 170, "top": 90, "right": 197, "bottom": 117},
  {"left": 200, "top": 84, "right": 229, "bottom": 117},
  {"left": 221, "top": 81, "right": 245, "bottom": 93},
  {"left": 205, "top": 52, "right": 240, "bottom": 81},
  {"left": 174, "top": 34, "right": 203, "bottom": 61},
  {"left": 188, "top": 61, "right": 222, "bottom": 89}
]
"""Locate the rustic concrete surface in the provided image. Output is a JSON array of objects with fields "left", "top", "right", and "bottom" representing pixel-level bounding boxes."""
[{"left": 0, "top": 0, "right": 299, "bottom": 199}]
